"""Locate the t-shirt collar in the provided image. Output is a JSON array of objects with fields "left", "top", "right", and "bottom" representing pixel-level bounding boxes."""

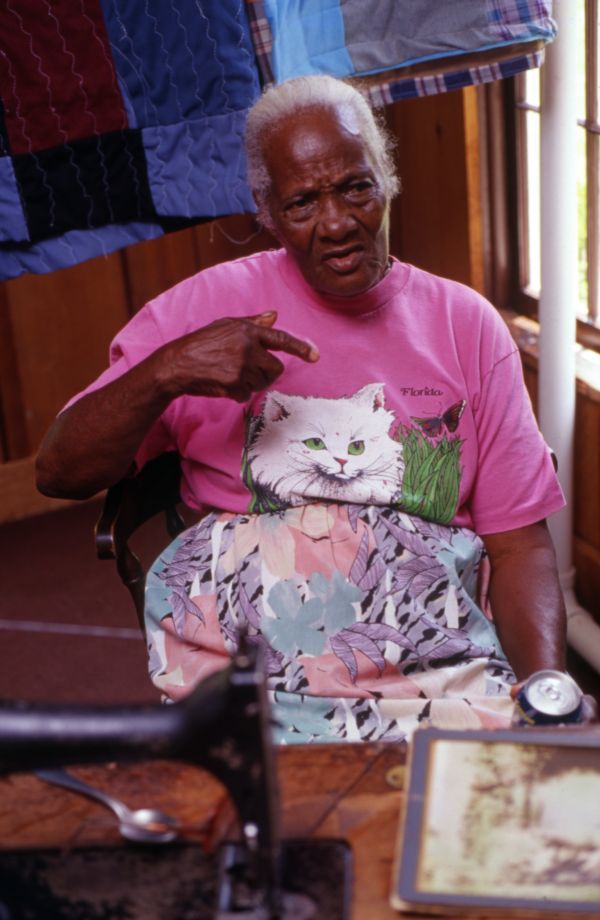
[{"left": 276, "top": 249, "right": 408, "bottom": 317}]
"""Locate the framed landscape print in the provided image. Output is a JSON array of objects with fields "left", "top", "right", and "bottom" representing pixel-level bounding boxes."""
[{"left": 391, "top": 726, "right": 600, "bottom": 917}]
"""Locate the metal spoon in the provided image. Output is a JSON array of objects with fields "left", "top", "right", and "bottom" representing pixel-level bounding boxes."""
[{"left": 36, "top": 767, "right": 180, "bottom": 843}]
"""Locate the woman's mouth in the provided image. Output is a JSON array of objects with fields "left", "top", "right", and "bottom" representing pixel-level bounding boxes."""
[{"left": 322, "top": 247, "right": 363, "bottom": 273}]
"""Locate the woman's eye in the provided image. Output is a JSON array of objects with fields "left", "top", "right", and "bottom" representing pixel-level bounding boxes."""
[
  {"left": 350, "top": 180, "right": 372, "bottom": 191},
  {"left": 346, "top": 181, "right": 375, "bottom": 201},
  {"left": 286, "top": 197, "right": 311, "bottom": 215},
  {"left": 304, "top": 437, "right": 326, "bottom": 451},
  {"left": 348, "top": 440, "right": 365, "bottom": 455}
]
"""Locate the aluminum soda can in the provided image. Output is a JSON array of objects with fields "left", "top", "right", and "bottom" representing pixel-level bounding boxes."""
[{"left": 513, "top": 669, "right": 583, "bottom": 726}]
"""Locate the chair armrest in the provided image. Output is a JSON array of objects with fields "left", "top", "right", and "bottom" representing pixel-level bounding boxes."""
[
  {"left": 95, "top": 452, "right": 185, "bottom": 561},
  {"left": 94, "top": 452, "right": 187, "bottom": 629}
]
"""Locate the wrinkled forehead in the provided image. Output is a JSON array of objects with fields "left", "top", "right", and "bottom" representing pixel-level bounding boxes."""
[
  {"left": 321, "top": 101, "right": 361, "bottom": 136},
  {"left": 263, "top": 103, "right": 374, "bottom": 176},
  {"left": 278, "top": 102, "right": 360, "bottom": 137}
]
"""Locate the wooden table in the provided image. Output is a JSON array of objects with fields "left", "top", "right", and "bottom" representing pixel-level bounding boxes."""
[
  {"left": 0, "top": 742, "right": 471, "bottom": 919},
  {"left": 0, "top": 743, "right": 404, "bottom": 918}
]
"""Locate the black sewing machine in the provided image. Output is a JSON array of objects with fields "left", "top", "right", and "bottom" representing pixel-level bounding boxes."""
[{"left": 0, "top": 641, "right": 351, "bottom": 919}]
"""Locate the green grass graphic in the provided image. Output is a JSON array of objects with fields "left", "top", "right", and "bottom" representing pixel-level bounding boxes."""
[{"left": 396, "top": 426, "right": 462, "bottom": 524}]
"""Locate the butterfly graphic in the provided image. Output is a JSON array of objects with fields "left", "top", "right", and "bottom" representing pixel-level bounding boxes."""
[{"left": 411, "top": 400, "right": 466, "bottom": 438}]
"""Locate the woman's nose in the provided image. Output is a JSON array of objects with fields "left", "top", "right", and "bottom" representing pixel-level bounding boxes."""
[{"left": 317, "top": 196, "right": 354, "bottom": 238}]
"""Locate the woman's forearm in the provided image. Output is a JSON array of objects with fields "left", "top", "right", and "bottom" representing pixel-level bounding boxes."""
[
  {"left": 35, "top": 312, "right": 318, "bottom": 500},
  {"left": 35, "top": 354, "right": 173, "bottom": 499},
  {"left": 482, "top": 522, "right": 567, "bottom": 680}
]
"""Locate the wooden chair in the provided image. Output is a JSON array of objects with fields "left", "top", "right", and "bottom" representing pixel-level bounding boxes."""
[{"left": 95, "top": 452, "right": 187, "bottom": 631}]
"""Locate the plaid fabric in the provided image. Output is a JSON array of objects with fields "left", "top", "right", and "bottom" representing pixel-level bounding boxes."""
[
  {"left": 488, "top": 0, "right": 553, "bottom": 39},
  {"left": 365, "top": 50, "right": 545, "bottom": 108},
  {"left": 244, "top": 0, "right": 554, "bottom": 96},
  {"left": 244, "top": 0, "right": 275, "bottom": 85}
]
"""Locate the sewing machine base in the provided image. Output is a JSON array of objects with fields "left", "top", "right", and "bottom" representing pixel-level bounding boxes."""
[
  {"left": 217, "top": 838, "right": 352, "bottom": 918},
  {"left": 0, "top": 838, "right": 351, "bottom": 920}
]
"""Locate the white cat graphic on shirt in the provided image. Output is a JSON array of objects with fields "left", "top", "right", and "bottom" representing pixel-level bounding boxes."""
[{"left": 246, "top": 383, "right": 404, "bottom": 507}]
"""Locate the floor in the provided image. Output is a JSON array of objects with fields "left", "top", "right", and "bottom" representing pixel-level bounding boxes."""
[
  {"left": 0, "top": 499, "right": 163, "bottom": 705},
  {"left": 1, "top": 500, "right": 599, "bottom": 709}
]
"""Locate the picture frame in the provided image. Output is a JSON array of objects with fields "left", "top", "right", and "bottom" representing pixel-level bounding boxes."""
[{"left": 391, "top": 726, "right": 600, "bottom": 917}]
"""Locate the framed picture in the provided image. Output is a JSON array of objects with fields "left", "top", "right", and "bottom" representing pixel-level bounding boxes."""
[{"left": 391, "top": 726, "right": 600, "bottom": 917}]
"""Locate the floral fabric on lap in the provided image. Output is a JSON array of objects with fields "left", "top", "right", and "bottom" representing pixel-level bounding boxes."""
[{"left": 145, "top": 503, "right": 516, "bottom": 743}]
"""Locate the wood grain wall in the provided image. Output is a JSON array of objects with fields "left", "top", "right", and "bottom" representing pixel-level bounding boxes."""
[
  {"left": 1, "top": 87, "right": 598, "bottom": 618},
  {"left": 0, "top": 218, "right": 275, "bottom": 518}
]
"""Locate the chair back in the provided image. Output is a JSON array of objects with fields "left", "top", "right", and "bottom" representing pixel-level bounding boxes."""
[{"left": 95, "top": 452, "right": 187, "bottom": 631}]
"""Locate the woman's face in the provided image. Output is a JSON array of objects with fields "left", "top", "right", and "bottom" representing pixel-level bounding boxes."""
[{"left": 263, "top": 106, "right": 390, "bottom": 297}]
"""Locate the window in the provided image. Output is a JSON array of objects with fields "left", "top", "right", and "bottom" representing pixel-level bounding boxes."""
[{"left": 507, "top": 0, "right": 599, "bottom": 347}]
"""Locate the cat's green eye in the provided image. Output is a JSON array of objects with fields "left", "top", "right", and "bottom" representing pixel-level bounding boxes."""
[
  {"left": 348, "top": 440, "right": 365, "bottom": 455},
  {"left": 303, "top": 437, "right": 326, "bottom": 451}
]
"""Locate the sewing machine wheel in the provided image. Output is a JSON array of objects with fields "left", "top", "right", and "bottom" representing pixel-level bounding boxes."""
[{"left": 216, "top": 838, "right": 352, "bottom": 920}]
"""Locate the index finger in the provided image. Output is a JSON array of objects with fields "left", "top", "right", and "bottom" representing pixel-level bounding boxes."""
[{"left": 258, "top": 325, "right": 320, "bottom": 363}]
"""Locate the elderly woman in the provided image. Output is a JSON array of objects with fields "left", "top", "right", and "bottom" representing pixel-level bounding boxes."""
[{"left": 37, "top": 75, "right": 569, "bottom": 743}]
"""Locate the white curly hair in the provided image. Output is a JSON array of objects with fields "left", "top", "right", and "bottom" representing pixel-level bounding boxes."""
[{"left": 245, "top": 74, "right": 400, "bottom": 228}]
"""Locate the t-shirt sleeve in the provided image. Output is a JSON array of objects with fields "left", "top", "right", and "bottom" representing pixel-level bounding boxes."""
[
  {"left": 60, "top": 303, "right": 176, "bottom": 470},
  {"left": 468, "top": 346, "right": 565, "bottom": 534}
]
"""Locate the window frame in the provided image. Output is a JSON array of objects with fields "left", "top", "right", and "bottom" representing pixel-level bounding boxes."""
[
  {"left": 486, "top": 0, "right": 600, "bottom": 353},
  {"left": 586, "top": 0, "right": 599, "bottom": 329}
]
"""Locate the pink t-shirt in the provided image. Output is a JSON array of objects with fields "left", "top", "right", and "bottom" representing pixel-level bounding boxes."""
[{"left": 69, "top": 248, "right": 564, "bottom": 534}]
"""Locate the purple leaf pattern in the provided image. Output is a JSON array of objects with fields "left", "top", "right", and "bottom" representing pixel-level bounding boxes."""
[
  {"left": 329, "top": 622, "right": 419, "bottom": 683},
  {"left": 171, "top": 587, "right": 204, "bottom": 637},
  {"left": 239, "top": 584, "right": 261, "bottom": 629},
  {"left": 145, "top": 503, "right": 516, "bottom": 742},
  {"left": 347, "top": 503, "right": 361, "bottom": 533},
  {"left": 329, "top": 634, "right": 359, "bottom": 682},
  {"left": 392, "top": 556, "right": 448, "bottom": 595},
  {"left": 378, "top": 514, "right": 434, "bottom": 557},
  {"left": 349, "top": 528, "right": 370, "bottom": 585},
  {"left": 349, "top": 529, "right": 388, "bottom": 590}
]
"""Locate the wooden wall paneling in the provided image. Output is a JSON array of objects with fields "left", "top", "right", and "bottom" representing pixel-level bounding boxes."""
[
  {"left": 479, "top": 81, "right": 511, "bottom": 308},
  {"left": 383, "top": 101, "right": 405, "bottom": 263},
  {"left": 122, "top": 216, "right": 276, "bottom": 317},
  {"left": 384, "top": 89, "right": 473, "bottom": 286},
  {"left": 574, "top": 536, "right": 600, "bottom": 620},
  {"left": 462, "top": 86, "right": 486, "bottom": 296},
  {"left": 513, "top": 332, "right": 600, "bottom": 621},
  {"left": 0, "top": 455, "right": 85, "bottom": 523},
  {"left": 194, "top": 214, "right": 275, "bottom": 271},
  {"left": 2, "top": 250, "right": 130, "bottom": 457},
  {"left": 120, "top": 226, "right": 201, "bottom": 315},
  {"left": 0, "top": 284, "right": 28, "bottom": 461},
  {"left": 574, "top": 387, "right": 600, "bottom": 552}
]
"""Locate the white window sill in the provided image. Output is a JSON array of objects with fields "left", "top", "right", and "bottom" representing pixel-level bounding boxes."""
[{"left": 501, "top": 310, "right": 600, "bottom": 404}]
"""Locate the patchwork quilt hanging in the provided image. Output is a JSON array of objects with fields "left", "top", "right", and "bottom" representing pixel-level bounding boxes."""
[
  {"left": 0, "top": 1, "right": 261, "bottom": 281},
  {"left": 0, "top": 1, "right": 555, "bottom": 282},
  {"left": 246, "top": 0, "right": 556, "bottom": 104}
]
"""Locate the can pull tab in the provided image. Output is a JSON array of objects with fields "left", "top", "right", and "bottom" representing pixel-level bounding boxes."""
[{"left": 513, "top": 669, "right": 584, "bottom": 726}]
